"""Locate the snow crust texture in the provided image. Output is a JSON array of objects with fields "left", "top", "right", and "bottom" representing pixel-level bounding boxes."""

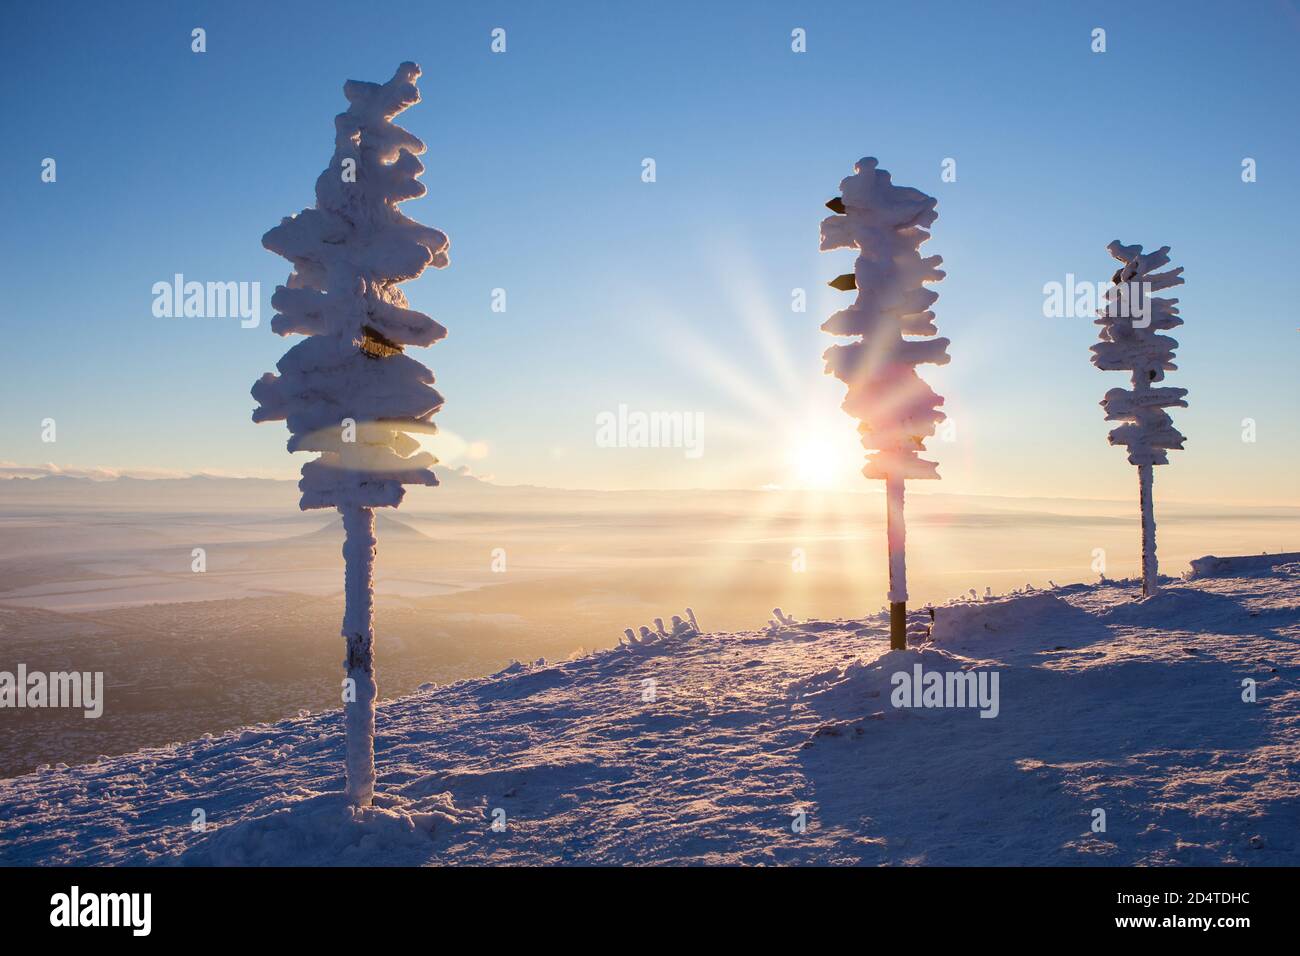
[{"left": 2, "top": 571, "right": 1296, "bottom": 866}]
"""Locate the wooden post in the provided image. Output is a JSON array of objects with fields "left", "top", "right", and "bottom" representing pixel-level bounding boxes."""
[
  {"left": 889, "top": 601, "right": 907, "bottom": 650},
  {"left": 1138, "top": 463, "right": 1157, "bottom": 598},
  {"left": 886, "top": 474, "right": 907, "bottom": 649}
]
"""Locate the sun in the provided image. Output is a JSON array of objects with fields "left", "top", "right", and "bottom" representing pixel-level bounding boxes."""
[{"left": 789, "top": 435, "right": 842, "bottom": 490}]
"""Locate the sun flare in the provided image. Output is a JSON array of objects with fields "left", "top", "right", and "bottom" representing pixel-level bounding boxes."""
[{"left": 789, "top": 435, "right": 842, "bottom": 490}]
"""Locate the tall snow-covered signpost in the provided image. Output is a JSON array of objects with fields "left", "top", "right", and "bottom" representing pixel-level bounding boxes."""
[
  {"left": 251, "top": 63, "right": 450, "bottom": 807},
  {"left": 1091, "top": 241, "right": 1186, "bottom": 599},
  {"left": 820, "top": 158, "right": 950, "bottom": 649}
]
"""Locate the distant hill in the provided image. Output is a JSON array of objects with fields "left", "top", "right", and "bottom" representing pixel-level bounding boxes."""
[
  {"left": 294, "top": 512, "right": 435, "bottom": 543},
  {"left": 3, "top": 469, "right": 1298, "bottom": 519}
]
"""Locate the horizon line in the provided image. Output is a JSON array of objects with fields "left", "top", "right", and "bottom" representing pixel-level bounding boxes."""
[{"left": 2, "top": 462, "right": 1299, "bottom": 511}]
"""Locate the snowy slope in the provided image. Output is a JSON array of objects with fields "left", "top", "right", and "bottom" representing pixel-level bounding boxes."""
[{"left": 2, "top": 563, "right": 1297, "bottom": 866}]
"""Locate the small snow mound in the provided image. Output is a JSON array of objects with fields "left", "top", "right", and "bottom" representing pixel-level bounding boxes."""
[
  {"left": 176, "top": 789, "right": 467, "bottom": 866},
  {"left": 931, "top": 592, "right": 1072, "bottom": 646},
  {"left": 1186, "top": 552, "right": 1300, "bottom": 580},
  {"left": 789, "top": 647, "right": 963, "bottom": 708},
  {"left": 1094, "top": 583, "right": 1247, "bottom": 627}
]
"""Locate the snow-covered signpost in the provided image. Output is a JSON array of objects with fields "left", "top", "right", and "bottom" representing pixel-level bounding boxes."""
[
  {"left": 820, "top": 158, "right": 950, "bottom": 649},
  {"left": 1091, "top": 242, "right": 1186, "bottom": 598},
  {"left": 251, "top": 63, "right": 450, "bottom": 806}
]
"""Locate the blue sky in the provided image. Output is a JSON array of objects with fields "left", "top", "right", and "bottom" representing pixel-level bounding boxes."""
[{"left": 2, "top": 0, "right": 1297, "bottom": 502}]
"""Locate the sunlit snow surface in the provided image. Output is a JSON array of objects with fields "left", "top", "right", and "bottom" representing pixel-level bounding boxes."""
[{"left": 2, "top": 563, "right": 1296, "bottom": 866}]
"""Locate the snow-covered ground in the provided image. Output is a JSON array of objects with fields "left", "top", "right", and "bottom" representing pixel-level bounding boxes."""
[{"left": 2, "top": 560, "right": 1297, "bottom": 866}]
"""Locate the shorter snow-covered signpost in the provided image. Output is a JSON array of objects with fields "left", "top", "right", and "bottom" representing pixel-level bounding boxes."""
[
  {"left": 251, "top": 63, "right": 450, "bottom": 806},
  {"left": 820, "top": 158, "right": 950, "bottom": 648},
  {"left": 1090, "top": 241, "right": 1186, "bottom": 598}
]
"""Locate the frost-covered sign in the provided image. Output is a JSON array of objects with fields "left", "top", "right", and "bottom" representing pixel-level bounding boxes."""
[
  {"left": 821, "top": 158, "right": 949, "bottom": 648},
  {"left": 251, "top": 63, "right": 449, "bottom": 806},
  {"left": 1091, "top": 241, "right": 1186, "bottom": 598}
]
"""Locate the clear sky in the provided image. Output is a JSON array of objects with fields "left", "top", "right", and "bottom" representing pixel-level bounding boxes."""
[{"left": 2, "top": 0, "right": 1297, "bottom": 503}]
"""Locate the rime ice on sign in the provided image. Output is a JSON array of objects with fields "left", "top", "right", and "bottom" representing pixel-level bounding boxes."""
[
  {"left": 1091, "top": 241, "right": 1186, "bottom": 466},
  {"left": 250, "top": 63, "right": 449, "bottom": 807},
  {"left": 821, "top": 158, "right": 949, "bottom": 482},
  {"left": 821, "top": 157, "right": 950, "bottom": 648},
  {"left": 1090, "top": 240, "right": 1186, "bottom": 597},
  {"left": 252, "top": 61, "right": 449, "bottom": 512}
]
